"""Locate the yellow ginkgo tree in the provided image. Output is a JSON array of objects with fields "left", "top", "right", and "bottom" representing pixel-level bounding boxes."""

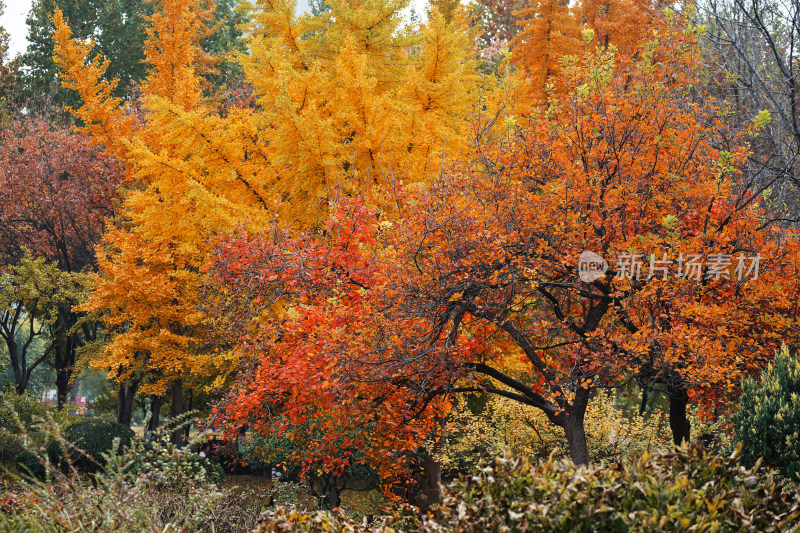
[{"left": 53, "top": 0, "right": 481, "bottom": 426}]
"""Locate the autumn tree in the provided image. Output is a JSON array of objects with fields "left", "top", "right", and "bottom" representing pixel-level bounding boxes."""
[
  {"left": 53, "top": 0, "right": 480, "bottom": 428},
  {"left": 0, "top": 252, "right": 89, "bottom": 397},
  {"left": 511, "top": 0, "right": 580, "bottom": 106},
  {"left": 22, "top": 0, "right": 152, "bottom": 108},
  {"left": 205, "top": 17, "right": 800, "bottom": 472},
  {"left": 510, "top": 0, "right": 668, "bottom": 107},
  {"left": 21, "top": 0, "right": 247, "bottom": 109},
  {"left": 0, "top": 117, "right": 122, "bottom": 405}
]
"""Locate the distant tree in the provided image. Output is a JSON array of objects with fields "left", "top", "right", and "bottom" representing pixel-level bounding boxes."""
[
  {"left": 702, "top": 0, "right": 800, "bottom": 219},
  {"left": 21, "top": 0, "right": 247, "bottom": 109},
  {"left": 0, "top": 252, "right": 89, "bottom": 396},
  {"left": 22, "top": 0, "right": 152, "bottom": 108},
  {"left": 0, "top": 117, "right": 123, "bottom": 405},
  {"left": 471, "top": 0, "right": 526, "bottom": 49},
  {"left": 0, "top": 0, "right": 21, "bottom": 111},
  {"left": 308, "top": 0, "right": 330, "bottom": 16}
]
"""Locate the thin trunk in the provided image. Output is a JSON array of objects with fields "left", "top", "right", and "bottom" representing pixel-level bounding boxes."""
[
  {"left": 639, "top": 387, "right": 649, "bottom": 416},
  {"left": 54, "top": 334, "right": 75, "bottom": 409},
  {"left": 169, "top": 378, "right": 186, "bottom": 445},
  {"left": 668, "top": 385, "right": 691, "bottom": 446},
  {"left": 117, "top": 380, "right": 138, "bottom": 426},
  {"left": 146, "top": 395, "right": 162, "bottom": 436}
]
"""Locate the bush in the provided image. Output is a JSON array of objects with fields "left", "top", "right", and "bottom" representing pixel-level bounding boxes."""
[
  {"left": 0, "top": 389, "right": 52, "bottom": 465},
  {"left": 732, "top": 344, "right": 800, "bottom": 483},
  {"left": 131, "top": 434, "right": 225, "bottom": 485},
  {"left": 13, "top": 450, "right": 46, "bottom": 479},
  {"left": 253, "top": 507, "right": 398, "bottom": 533},
  {"left": 423, "top": 444, "right": 800, "bottom": 532},
  {"left": 434, "top": 392, "right": 671, "bottom": 479},
  {"left": 48, "top": 418, "right": 135, "bottom": 472},
  {"left": 0, "top": 419, "right": 249, "bottom": 532}
]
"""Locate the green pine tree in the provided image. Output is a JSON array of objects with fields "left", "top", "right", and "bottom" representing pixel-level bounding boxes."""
[{"left": 733, "top": 344, "right": 800, "bottom": 483}]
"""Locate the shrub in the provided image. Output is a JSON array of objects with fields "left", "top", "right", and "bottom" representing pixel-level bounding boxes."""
[
  {"left": 732, "top": 344, "right": 800, "bottom": 483},
  {"left": 423, "top": 444, "right": 800, "bottom": 532},
  {"left": 131, "top": 434, "right": 225, "bottom": 485},
  {"left": 13, "top": 450, "right": 46, "bottom": 479},
  {"left": 49, "top": 418, "right": 135, "bottom": 472},
  {"left": 0, "top": 419, "right": 246, "bottom": 532},
  {"left": 253, "top": 507, "right": 398, "bottom": 533},
  {"left": 434, "top": 392, "right": 671, "bottom": 479},
  {"left": 0, "top": 389, "right": 54, "bottom": 465}
]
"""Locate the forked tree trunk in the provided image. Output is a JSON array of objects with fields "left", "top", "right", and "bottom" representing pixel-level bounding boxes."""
[{"left": 317, "top": 472, "right": 341, "bottom": 509}]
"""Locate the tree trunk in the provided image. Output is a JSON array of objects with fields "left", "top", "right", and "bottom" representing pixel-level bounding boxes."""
[
  {"left": 146, "top": 395, "right": 162, "bottom": 436},
  {"left": 317, "top": 472, "right": 341, "bottom": 509},
  {"left": 668, "top": 385, "right": 691, "bottom": 446},
  {"left": 419, "top": 454, "right": 442, "bottom": 509},
  {"left": 117, "top": 380, "right": 138, "bottom": 426},
  {"left": 563, "top": 414, "right": 590, "bottom": 465},
  {"left": 562, "top": 387, "right": 591, "bottom": 465},
  {"left": 169, "top": 378, "right": 186, "bottom": 445},
  {"left": 54, "top": 333, "right": 75, "bottom": 409}
]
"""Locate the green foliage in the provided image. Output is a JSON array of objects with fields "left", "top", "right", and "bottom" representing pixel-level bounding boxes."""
[
  {"left": 49, "top": 417, "right": 134, "bottom": 472},
  {"left": 0, "top": 412, "right": 266, "bottom": 532},
  {"left": 0, "top": 389, "right": 75, "bottom": 465},
  {"left": 0, "top": 388, "right": 48, "bottom": 431},
  {"left": 733, "top": 344, "right": 800, "bottom": 483},
  {"left": 240, "top": 435, "right": 278, "bottom": 475},
  {"left": 21, "top": 0, "right": 153, "bottom": 108},
  {"left": 14, "top": 449, "right": 46, "bottom": 479},
  {"left": 132, "top": 433, "right": 225, "bottom": 484},
  {"left": 201, "top": 0, "right": 250, "bottom": 90},
  {"left": 247, "top": 433, "right": 304, "bottom": 480},
  {"left": 21, "top": 0, "right": 247, "bottom": 108},
  {"left": 423, "top": 444, "right": 800, "bottom": 532},
  {"left": 0, "top": 251, "right": 90, "bottom": 395}
]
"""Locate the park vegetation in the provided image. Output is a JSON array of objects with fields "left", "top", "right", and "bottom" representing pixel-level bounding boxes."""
[{"left": 1, "top": 0, "right": 799, "bottom": 530}]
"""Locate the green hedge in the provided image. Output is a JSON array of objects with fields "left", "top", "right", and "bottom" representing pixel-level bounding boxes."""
[
  {"left": 49, "top": 418, "right": 135, "bottom": 472},
  {"left": 14, "top": 450, "right": 47, "bottom": 479}
]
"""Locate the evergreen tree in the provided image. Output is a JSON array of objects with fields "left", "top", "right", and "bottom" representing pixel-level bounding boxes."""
[
  {"left": 22, "top": 0, "right": 152, "bottom": 107},
  {"left": 22, "top": 0, "right": 247, "bottom": 108},
  {"left": 733, "top": 344, "right": 800, "bottom": 483}
]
